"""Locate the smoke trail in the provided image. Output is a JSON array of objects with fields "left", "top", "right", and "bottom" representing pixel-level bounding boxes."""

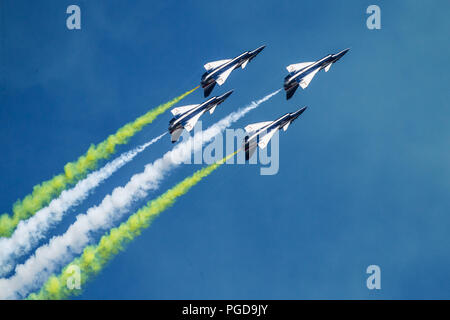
[
  {"left": 0, "top": 133, "right": 166, "bottom": 277},
  {"left": 0, "top": 89, "right": 280, "bottom": 299},
  {"left": 0, "top": 88, "right": 197, "bottom": 238},
  {"left": 28, "top": 151, "right": 237, "bottom": 300}
]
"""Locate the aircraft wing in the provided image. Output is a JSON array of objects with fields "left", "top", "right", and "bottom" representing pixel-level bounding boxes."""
[
  {"left": 216, "top": 67, "right": 234, "bottom": 86},
  {"left": 241, "top": 59, "right": 249, "bottom": 69},
  {"left": 258, "top": 128, "right": 278, "bottom": 149},
  {"left": 299, "top": 68, "right": 320, "bottom": 89},
  {"left": 244, "top": 121, "right": 272, "bottom": 133},
  {"left": 282, "top": 122, "right": 290, "bottom": 131},
  {"left": 204, "top": 59, "right": 232, "bottom": 71},
  {"left": 209, "top": 105, "right": 217, "bottom": 114},
  {"left": 171, "top": 104, "right": 200, "bottom": 116},
  {"left": 286, "top": 62, "right": 313, "bottom": 73},
  {"left": 324, "top": 63, "right": 332, "bottom": 72},
  {"left": 184, "top": 110, "right": 205, "bottom": 132}
]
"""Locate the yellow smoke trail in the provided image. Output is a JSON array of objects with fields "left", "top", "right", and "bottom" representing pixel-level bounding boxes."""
[
  {"left": 0, "top": 87, "right": 198, "bottom": 238},
  {"left": 27, "top": 151, "right": 237, "bottom": 300}
]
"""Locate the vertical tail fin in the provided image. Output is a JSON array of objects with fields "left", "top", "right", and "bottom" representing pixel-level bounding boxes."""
[
  {"left": 244, "top": 136, "right": 257, "bottom": 161},
  {"left": 203, "top": 81, "right": 216, "bottom": 97},
  {"left": 170, "top": 127, "right": 184, "bottom": 143},
  {"left": 285, "top": 83, "right": 299, "bottom": 100}
]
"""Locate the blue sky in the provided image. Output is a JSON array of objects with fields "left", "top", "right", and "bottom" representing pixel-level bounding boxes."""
[{"left": 1, "top": 0, "right": 449, "bottom": 299}]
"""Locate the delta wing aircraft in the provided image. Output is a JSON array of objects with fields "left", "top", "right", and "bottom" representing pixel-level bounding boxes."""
[
  {"left": 243, "top": 106, "right": 307, "bottom": 160},
  {"left": 201, "top": 45, "right": 265, "bottom": 97},
  {"left": 284, "top": 48, "right": 349, "bottom": 100},
  {"left": 168, "top": 90, "right": 234, "bottom": 143}
]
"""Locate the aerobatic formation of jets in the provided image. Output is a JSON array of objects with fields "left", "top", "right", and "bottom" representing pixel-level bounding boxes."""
[
  {"left": 168, "top": 46, "right": 349, "bottom": 159},
  {"left": 0, "top": 46, "right": 350, "bottom": 301}
]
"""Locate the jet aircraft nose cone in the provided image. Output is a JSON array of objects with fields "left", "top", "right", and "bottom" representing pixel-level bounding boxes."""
[
  {"left": 250, "top": 45, "right": 266, "bottom": 56},
  {"left": 296, "top": 106, "right": 307, "bottom": 116},
  {"left": 331, "top": 48, "right": 350, "bottom": 62},
  {"left": 337, "top": 48, "right": 350, "bottom": 57},
  {"left": 221, "top": 90, "right": 234, "bottom": 99},
  {"left": 254, "top": 45, "right": 266, "bottom": 54}
]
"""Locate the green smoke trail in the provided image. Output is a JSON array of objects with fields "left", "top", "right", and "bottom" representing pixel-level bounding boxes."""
[
  {"left": 27, "top": 151, "right": 236, "bottom": 300},
  {"left": 0, "top": 87, "right": 198, "bottom": 238}
]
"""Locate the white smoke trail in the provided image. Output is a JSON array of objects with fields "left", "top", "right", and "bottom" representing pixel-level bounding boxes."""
[
  {"left": 0, "top": 133, "right": 166, "bottom": 277},
  {"left": 0, "top": 90, "right": 280, "bottom": 299}
]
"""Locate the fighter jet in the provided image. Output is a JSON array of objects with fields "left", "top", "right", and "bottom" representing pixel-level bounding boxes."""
[
  {"left": 200, "top": 45, "right": 266, "bottom": 97},
  {"left": 283, "top": 48, "right": 350, "bottom": 100},
  {"left": 168, "top": 90, "right": 234, "bottom": 143},
  {"left": 243, "top": 106, "right": 307, "bottom": 160}
]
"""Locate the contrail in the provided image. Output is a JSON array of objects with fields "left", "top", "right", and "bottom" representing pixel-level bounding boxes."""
[
  {"left": 28, "top": 151, "right": 237, "bottom": 300},
  {"left": 0, "top": 133, "right": 166, "bottom": 277},
  {"left": 0, "top": 89, "right": 280, "bottom": 299},
  {"left": 0, "top": 87, "right": 197, "bottom": 238}
]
